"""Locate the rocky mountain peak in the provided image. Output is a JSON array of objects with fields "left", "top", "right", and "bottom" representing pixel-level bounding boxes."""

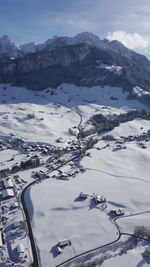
[{"left": 0, "top": 35, "right": 21, "bottom": 59}]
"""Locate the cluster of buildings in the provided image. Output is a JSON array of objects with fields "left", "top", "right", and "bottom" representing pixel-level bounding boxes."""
[
  {"left": 0, "top": 173, "right": 32, "bottom": 264},
  {"left": 2, "top": 177, "right": 14, "bottom": 200},
  {"left": 79, "top": 192, "right": 125, "bottom": 217},
  {"left": 0, "top": 155, "right": 41, "bottom": 178},
  {"left": 79, "top": 192, "right": 106, "bottom": 205},
  {"left": 121, "top": 130, "right": 150, "bottom": 144}
]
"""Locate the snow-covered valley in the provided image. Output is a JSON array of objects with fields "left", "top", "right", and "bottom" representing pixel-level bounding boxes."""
[{"left": 0, "top": 83, "right": 150, "bottom": 267}]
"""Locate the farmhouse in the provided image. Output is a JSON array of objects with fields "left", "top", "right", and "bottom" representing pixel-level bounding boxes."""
[{"left": 2, "top": 188, "right": 14, "bottom": 199}]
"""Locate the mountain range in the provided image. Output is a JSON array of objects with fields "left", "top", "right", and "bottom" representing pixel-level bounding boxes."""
[{"left": 0, "top": 32, "right": 150, "bottom": 105}]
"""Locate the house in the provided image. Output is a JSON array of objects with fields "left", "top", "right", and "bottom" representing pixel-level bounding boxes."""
[
  {"left": 34, "top": 170, "right": 45, "bottom": 178},
  {"left": 111, "top": 209, "right": 125, "bottom": 216},
  {"left": 27, "top": 113, "right": 35, "bottom": 119},
  {"left": 2, "top": 189, "right": 14, "bottom": 199},
  {"left": 59, "top": 174, "right": 69, "bottom": 180},
  {"left": 79, "top": 192, "right": 89, "bottom": 199},
  {"left": 69, "top": 128, "right": 78, "bottom": 136},
  {"left": 17, "top": 244, "right": 24, "bottom": 259},
  {"left": 93, "top": 195, "right": 106, "bottom": 205},
  {"left": 144, "top": 247, "right": 150, "bottom": 257},
  {"left": 11, "top": 202, "right": 18, "bottom": 210},
  {"left": 0, "top": 217, "right": 3, "bottom": 230},
  {"left": 3, "top": 178, "right": 13, "bottom": 189},
  {"left": 0, "top": 232, "right": 3, "bottom": 248},
  {"left": 12, "top": 220, "right": 24, "bottom": 230},
  {"left": 58, "top": 239, "right": 71, "bottom": 247},
  {"left": 56, "top": 137, "right": 63, "bottom": 143},
  {"left": 12, "top": 164, "right": 20, "bottom": 173},
  {"left": 56, "top": 246, "right": 62, "bottom": 254}
]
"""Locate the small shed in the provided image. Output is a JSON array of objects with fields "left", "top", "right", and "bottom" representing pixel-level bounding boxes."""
[{"left": 2, "top": 189, "right": 14, "bottom": 199}]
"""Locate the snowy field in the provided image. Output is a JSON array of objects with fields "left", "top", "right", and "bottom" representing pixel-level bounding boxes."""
[
  {"left": 0, "top": 83, "right": 149, "bottom": 145},
  {"left": 0, "top": 83, "right": 150, "bottom": 266}
]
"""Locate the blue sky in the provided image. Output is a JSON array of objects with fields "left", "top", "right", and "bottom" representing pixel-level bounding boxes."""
[{"left": 1, "top": 0, "right": 150, "bottom": 57}]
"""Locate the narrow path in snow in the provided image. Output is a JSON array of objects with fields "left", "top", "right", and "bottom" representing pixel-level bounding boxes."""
[{"left": 86, "top": 167, "right": 150, "bottom": 184}]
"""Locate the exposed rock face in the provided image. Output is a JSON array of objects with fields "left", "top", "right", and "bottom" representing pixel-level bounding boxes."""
[
  {"left": 0, "top": 43, "right": 150, "bottom": 94},
  {"left": 0, "top": 35, "right": 22, "bottom": 59}
]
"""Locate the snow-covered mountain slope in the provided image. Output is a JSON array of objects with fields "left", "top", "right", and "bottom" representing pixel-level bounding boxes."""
[
  {"left": 0, "top": 42, "right": 150, "bottom": 106},
  {"left": 0, "top": 32, "right": 150, "bottom": 108}
]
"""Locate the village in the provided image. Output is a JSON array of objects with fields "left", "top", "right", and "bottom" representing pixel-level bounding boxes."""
[{"left": 0, "top": 117, "right": 131, "bottom": 265}]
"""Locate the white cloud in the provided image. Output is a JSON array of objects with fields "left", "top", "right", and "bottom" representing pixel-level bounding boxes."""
[{"left": 107, "top": 31, "right": 149, "bottom": 50}]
